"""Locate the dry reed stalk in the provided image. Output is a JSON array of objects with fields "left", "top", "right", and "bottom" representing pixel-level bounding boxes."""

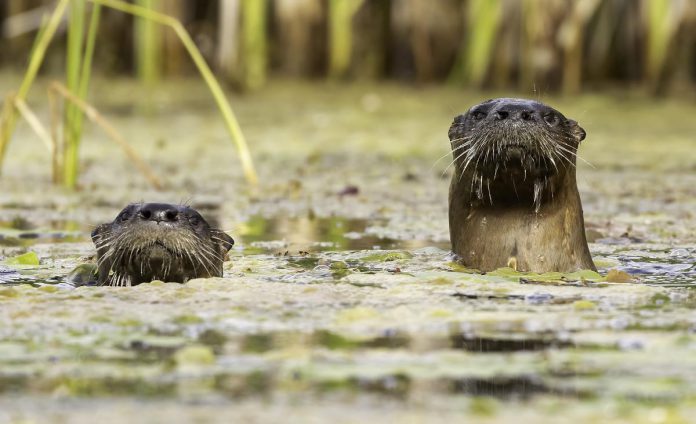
[
  {"left": 0, "top": 0, "right": 70, "bottom": 175},
  {"left": 51, "top": 81, "right": 163, "bottom": 190},
  {"left": 47, "top": 88, "right": 62, "bottom": 183},
  {"left": 13, "top": 97, "right": 54, "bottom": 153},
  {"left": 90, "top": 0, "right": 258, "bottom": 185}
]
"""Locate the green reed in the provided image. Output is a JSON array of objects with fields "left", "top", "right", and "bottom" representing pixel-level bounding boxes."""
[
  {"left": 644, "top": 0, "right": 686, "bottom": 93},
  {"left": 328, "top": 0, "right": 364, "bottom": 79},
  {"left": 560, "top": 0, "right": 601, "bottom": 95},
  {"left": 450, "top": 0, "right": 502, "bottom": 86},
  {"left": 0, "top": 0, "right": 70, "bottom": 175},
  {"left": 241, "top": 0, "right": 268, "bottom": 90},
  {"left": 0, "top": 0, "right": 257, "bottom": 187},
  {"left": 63, "top": 0, "right": 85, "bottom": 188},
  {"left": 135, "top": 0, "right": 161, "bottom": 86},
  {"left": 63, "top": 1, "right": 101, "bottom": 188},
  {"left": 91, "top": 0, "right": 257, "bottom": 185}
]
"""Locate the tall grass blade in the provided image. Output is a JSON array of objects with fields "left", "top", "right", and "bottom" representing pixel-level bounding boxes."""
[
  {"left": 63, "top": 2, "right": 101, "bottom": 188},
  {"left": 559, "top": 0, "right": 601, "bottom": 95},
  {"left": 14, "top": 97, "right": 54, "bottom": 153},
  {"left": 63, "top": 0, "right": 86, "bottom": 188},
  {"left": 78, "top": 5, "right": 101, "bottom": 104},
  {"left": 241, "top": 0, "right": 268, "bottom": 89},
  {"left": 328, "top": 0, "right": 364, "bottom": 79},
  {"left": 0, "top": 0, "right": 70, "bottom": 175},
  {"left": 135, "top": 0, "right": 161, "bottom": 86},
  {"left": 51, "top": 82, "right": 163, "bottom": 190},
  {"left": 90, "top": 0, "right": 258, "bottom": 185},
  {"left": 217, "top": 0, "right": 240, "bottom": 80},
  {"left": 644, "top": 0, "right": 685, "bottom": 92},
  {"left": 464, "top": 0, "right": 502, "bottom": 86},
  {"left": 26, "top": 14, "right": 50, "bottom": 62},
  {"left": 48, "top": 88, "right": 62, "bottom": 183}
]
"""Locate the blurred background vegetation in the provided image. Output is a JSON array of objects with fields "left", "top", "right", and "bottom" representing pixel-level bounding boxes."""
[
  {"left": 0, "top": 0, "right": 694, "bottom": 190},
  {"left": 2, "top": 0, "right": 694, "bottom": 96}
]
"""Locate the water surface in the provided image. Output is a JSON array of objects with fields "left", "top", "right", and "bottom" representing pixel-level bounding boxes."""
[{"left": 0, "top": 80, "right": 695, "bottom": 423}]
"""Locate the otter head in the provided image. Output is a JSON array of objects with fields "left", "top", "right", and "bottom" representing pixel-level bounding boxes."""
[
  {"left": 448, "top": 98, "right": 586, "bottom": 211},
  {"left": 91, "top": 203, "right": 234, "bottom": 286}
]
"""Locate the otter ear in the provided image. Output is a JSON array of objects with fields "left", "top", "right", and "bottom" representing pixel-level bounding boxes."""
[
  {"left": 211, "top": 229, "right": 235, "bottom": 254},
  {"left": 91, "top": 224, "right": 112, "bottom": 258},
  {"left": 91, "top": 224, "right": 110, "bottom": 244},
  {"left": 448, "top": 114, "right": 467, "bottom": 140},
  {"left": 567, "top": 120, "right": 586, "bottom": 142}
]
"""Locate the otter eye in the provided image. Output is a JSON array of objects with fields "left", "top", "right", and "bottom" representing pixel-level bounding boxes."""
[
  {"left": 543, "top": 113, "right": 559, "bottom": 126},
  {"left": 471, "top": 110, "right": 486, "bottom": 121},
  {"left": 453, "top": 114, "right": 466, "bottom": 124}
]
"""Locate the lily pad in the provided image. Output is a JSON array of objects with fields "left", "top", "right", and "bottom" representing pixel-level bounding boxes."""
[{"left": 3, "top": 251, "right": 39, "bottom": 267}]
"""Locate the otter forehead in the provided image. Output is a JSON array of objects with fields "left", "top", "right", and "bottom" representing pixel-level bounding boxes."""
[
  {"left": 449, "top": 97, "right": 579, "bottom": 135},
  {"left": 467, "top": 98, "right": 565, "bottom": 121},
  {"left": 109, "top": 202, "right": 209, "bottom": 230},
  {"left": 116, "top": 203, "right": 205, "bottom": 221},
  {"left": 121, "top": 202, "right": 197, "bottom": 215},
  {"left": 474, "top": 97, "right": 550, "bottom": 110}
]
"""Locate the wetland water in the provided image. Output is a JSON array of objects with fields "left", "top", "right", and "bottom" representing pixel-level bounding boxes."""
[{"left": 0, "top": 80, "right": 695, "bottom": 423}]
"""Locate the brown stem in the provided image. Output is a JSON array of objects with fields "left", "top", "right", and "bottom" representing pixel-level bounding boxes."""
[{"left": 50, "top": 81, "right": 163, "bottom": 190}]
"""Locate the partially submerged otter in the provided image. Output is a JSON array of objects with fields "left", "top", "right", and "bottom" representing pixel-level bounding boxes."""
[
  {"left": 90, "top": 203, "right": 234, "bottom": 286},
  {"left": 448, "top": 98, "right": 595, "bottom": 273}
]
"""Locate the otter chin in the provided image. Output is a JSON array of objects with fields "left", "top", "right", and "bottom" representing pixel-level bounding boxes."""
[
  {"left": 448, "top": 98, "right": 595, "bottom": 273},
  {"left": 91, "top": 203, "right": 234, "bottom": 286}
]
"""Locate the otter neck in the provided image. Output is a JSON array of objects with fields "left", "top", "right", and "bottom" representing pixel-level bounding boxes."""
[{"left": 449, "top": 168, "right": 595, "bottom": 272}]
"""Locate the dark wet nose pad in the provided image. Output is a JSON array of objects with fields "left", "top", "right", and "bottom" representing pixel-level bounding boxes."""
[
  {"left": 495, "top": 108, "right": 535, "bottom": 121},
  {"left": 495, "top": 110, "right": 509, "bottom": 120},
  {"left": 139, "top": 204, "right": 179, "bottom": 222},
  {"left": 519, "top": 110, "right": 534, "bottom": 120}
]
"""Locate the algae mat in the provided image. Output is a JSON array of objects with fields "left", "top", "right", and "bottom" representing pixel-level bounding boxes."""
[{"left": 0, "top": 80, "right": 695, "bottom": 423}]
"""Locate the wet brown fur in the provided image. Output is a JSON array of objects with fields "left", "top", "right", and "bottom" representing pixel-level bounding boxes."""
[
  {"left": 91, "top": 203, "right": 234, "bottom": 286},
  {"left": 448, "top": 98, "right": 595, "bottom": 273}
]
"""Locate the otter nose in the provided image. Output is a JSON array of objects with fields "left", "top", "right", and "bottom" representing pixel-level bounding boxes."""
[
  {"left": 138, "top": 204, "right": 179, "bottom": 223},
  {"left": 494, "top": 107, "right": 537, "bottom": 121}
]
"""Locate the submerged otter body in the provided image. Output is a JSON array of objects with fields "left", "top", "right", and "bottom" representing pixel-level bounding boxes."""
[
  {"left": 91, "top": 203, "right": 234, "bottom": 286},
  {"left": 448, "top": 98, "right": 595, "bottom": 273}
]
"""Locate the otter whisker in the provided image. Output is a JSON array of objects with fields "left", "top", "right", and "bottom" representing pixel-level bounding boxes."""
[
  {"left": 457, "top": 134, "right": 489, "bottom": 183},
  {"left": 194, "top": 242, "right": 221, "bottom": 276},
  {"left": 449, "top": 134, "right": 475, "bottom": 143},
  {"left": 432, "top": 143, "right": 470, "bottom": 170},
  {"left": 554, "top": 144, "right": 593, "bottom": 168},
  {"left": 533, "top": 179, "right": 544, "bottom": 213},
  {"left": 183, "top": 248, "right": 200, "bottom": 275},
  {"left": 486, "top": 178, "right": 493, "bottom": 204},
  {"left": 185, "top": 235, "right": 217, "bottom": 276},
  {"left": 443, "top": 146, "right": 473, "bottom": 176},
  {"left": 552, "top": 148, "right": 577, "bottom": 168},
  {"left": 511, "top": 177, "right": 519, "bottom": 199},
  {"left": 99, "top": 234, "right": 130, "bottom": 275},
  {"left": 194, "top": 249, "right": 216, "bottom": 277}
]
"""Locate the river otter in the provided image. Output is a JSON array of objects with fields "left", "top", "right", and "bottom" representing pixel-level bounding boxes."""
[
  {"left": 90, "top": 203, "right": 234, "bottom": 286},
  {"left": 448, "top": 98, "right": 595, "bottom": 273}
]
